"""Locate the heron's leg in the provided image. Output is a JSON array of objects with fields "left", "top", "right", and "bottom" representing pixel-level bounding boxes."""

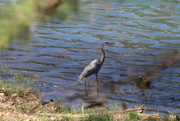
[
  {"left": 84, "top": 78, "right": 87, "bottom": 90},
  {"left": 87, "top": 78, "right": 90, "bottom": 92},
  {"left": 96, "top": 74, "right": 100, "bottom": 97},
  {"left": 84, "top": 78, "right": 88, "bottom": 96},
  {"left": 96, "top": 74, "right": 99, "bottom": 85}
]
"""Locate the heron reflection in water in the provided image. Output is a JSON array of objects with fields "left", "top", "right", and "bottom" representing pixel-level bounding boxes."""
[{"left": 79, "top": 42, "right": 115, "bottom": 95}]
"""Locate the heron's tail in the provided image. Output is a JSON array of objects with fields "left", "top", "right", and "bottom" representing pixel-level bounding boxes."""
[
  {"left": 76, "top": 73, "right": 83, "bottom": 84},
  {"left": 79, "top": 75, "right": 83, "bottom": 80},
  {"left": 77, "top": 79, "right": 83, "bottom": 84}
]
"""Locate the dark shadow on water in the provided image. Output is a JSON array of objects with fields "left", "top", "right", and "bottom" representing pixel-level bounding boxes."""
[{"left": 82, "top": 78, "right": 116, "bottom": 108}]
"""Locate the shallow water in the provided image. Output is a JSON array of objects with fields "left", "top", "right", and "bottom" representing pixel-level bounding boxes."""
[{"left": 0, "top": 0, "right": 180, "bottom": 115}]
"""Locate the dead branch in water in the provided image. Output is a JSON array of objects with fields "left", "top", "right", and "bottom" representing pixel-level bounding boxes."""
[{"left": 126, "top": 52, "right": 180, "bottom": 88}]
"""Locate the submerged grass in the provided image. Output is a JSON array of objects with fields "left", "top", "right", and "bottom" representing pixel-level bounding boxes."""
[{"left": 0, "top": 80, "right": 36, "bottom": 97}]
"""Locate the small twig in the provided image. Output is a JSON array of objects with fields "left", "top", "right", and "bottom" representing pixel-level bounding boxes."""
[{"left": 107, "top": 105, "right": 144, "bottom": 114}]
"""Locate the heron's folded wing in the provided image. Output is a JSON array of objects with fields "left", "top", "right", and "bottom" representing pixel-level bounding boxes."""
[
  {"left": 85, "top": 59, "right": 101, "bottom": 72},
  {"left": 79, "top": 59, "right": 101, "bottom": 79}
]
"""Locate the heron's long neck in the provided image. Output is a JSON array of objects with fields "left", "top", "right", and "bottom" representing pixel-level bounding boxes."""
[{"left": 100, "top": 45, "right": 105, "bottom": 63}]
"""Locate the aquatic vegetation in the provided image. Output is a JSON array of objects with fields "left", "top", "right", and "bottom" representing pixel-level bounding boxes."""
[
  {"left": 13, "top": 71, "right": 39, "bottom": 83},
  {"left": 0, "top": 80, "right": 36, "bottom": 97}
]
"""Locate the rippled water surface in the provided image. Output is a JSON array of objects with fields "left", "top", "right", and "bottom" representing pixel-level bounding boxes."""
[{"left": 0, "top": 0, "right": 180, "bottom": 115}]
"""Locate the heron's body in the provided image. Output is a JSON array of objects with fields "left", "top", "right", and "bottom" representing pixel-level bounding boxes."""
[
  {"left": 79, "top": 59, "right": 102, "bottom": 80},
  {"left": 79, "top": 42, "right": 114, "bottom": 85}
]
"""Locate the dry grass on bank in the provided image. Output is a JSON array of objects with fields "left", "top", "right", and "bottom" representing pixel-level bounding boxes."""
[{"left": 0, "top": 87, "right": 178, "bottom": 121}]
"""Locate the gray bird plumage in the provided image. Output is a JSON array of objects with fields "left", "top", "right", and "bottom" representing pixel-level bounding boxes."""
[
  {"left": 79, "top": 42, "right": 115, "bottom": 85},
  {"left": 79, "top": 59, "right": 101, "bottom": 80}
]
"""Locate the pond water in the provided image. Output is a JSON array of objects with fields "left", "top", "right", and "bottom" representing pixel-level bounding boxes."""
[{"left": 0, "top": 0, "right": 180, "bottom": 115}]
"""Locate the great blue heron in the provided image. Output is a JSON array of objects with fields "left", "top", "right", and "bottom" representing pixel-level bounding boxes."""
[{"left": 79, "top": 42, "right": 115, "bottom": 86}]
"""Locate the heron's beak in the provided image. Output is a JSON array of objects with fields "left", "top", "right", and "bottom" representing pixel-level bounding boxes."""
[{"left": 109, "top": 42, "right": 115, "bottom": 44}]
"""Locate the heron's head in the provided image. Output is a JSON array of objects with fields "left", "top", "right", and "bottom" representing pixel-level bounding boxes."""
[{"left": 102, "top": 41, "right": 115, "bottom": 46}]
